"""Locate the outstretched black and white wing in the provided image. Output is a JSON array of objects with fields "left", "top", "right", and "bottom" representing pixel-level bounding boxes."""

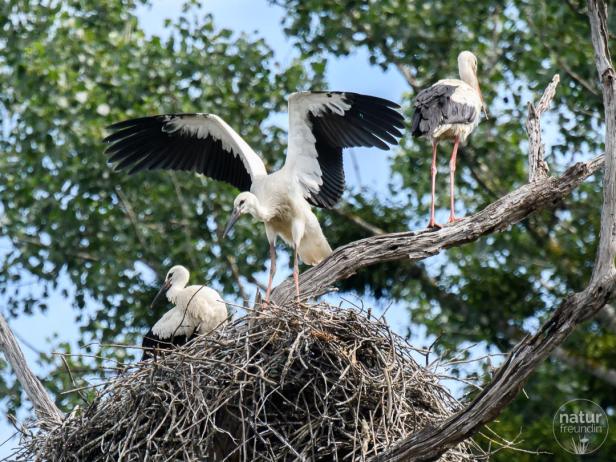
[
  {"left": 284, "top": 92, "right": 404, "bottom": 209},
  {"left": 104, "top": 113, "right": 267, "bottom": 191},
  {"left": 411, "top": 79, "right": 480, "bottom": 139}
]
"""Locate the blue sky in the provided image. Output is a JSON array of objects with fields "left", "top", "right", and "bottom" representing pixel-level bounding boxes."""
[{"left": 0, "top": 0, "right": 415, "bottom": 456}]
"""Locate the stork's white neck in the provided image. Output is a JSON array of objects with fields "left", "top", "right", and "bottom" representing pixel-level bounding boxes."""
[
  {"left": 247, "top": 196, "right": 275, "bottom": 222},
  {"left": 167, "top": 280, "right": 187, "bottom": 303},
  {"left": 458, "top": 61, "right": 478, "bottom": 89}
]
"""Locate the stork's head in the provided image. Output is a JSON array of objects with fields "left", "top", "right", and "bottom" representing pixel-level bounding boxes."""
[
  {"left": 151, "top": 265, "right": 190, "bottom": 307},
  {"left": 458, "top": 51, "right": 488, "bottom": 118},
  {"left": 222, "top": 192, "right": 259, "bottom": 238}
]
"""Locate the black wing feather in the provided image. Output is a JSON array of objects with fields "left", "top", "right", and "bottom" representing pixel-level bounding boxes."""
[
  {"left": 104, "top": 114, "right": 253, "bottom": 191},
  {"left": 141, "top": 329, "right": 190, "bottom": 361},
  {"left": 411, "top": 84, "right": 477, "bottom": 138},
  {"left": 306, "top": 92, "right": 404, "bottom": 209}
]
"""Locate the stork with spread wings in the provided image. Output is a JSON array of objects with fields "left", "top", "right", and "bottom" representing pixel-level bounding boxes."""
[{"left": 105, "top": 91, "right": 405, "bottom": 301}]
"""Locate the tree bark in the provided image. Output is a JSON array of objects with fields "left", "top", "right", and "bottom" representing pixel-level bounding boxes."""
[
  {"left": 0, "top": 313, "right": 63, "bottom": 427},
  {"left": 589, "top": 0, "right": 616, "bottom": 282},
  {"left": 370, "top": 276, "right": 615, "bottom": 461},
  {"left": 271, "top": 155, "right": 603, "bottom": 305},
  {"left": 526, "top": 74, "right": 558, "bottom": 181},
  {"left": 366, "top": 1, "right": 616, "bottom": 459}
]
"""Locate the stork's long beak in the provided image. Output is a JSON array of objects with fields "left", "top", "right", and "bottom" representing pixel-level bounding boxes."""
[
  {"left": 476, "top": 78, "right": 489, "bottom": 120},
  {"left": 151, "top": 280, "right": 172, "bottom": 308},
  {"left": 222, "top": 207, "right": 241, "bottom": 238}
]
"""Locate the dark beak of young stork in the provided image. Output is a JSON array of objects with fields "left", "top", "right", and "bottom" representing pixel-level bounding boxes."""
[
  {"left": 222, "top": 206, "right": 241, "bottom": 239},
  {"left": 151, "top": 279, "right": 172, "bottom": 308}
]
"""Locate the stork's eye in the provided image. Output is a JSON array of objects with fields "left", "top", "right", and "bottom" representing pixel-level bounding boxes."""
[{"left": 239, "top": 200, "right": 245, "bottom": 206}]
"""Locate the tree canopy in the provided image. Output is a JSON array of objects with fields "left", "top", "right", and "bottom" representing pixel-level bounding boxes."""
[{"left": 1, "top": 0, "right": 614, "bottom": 459}]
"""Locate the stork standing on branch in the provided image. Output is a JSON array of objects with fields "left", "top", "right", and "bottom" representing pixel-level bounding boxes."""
[
  {"left": 411, "top": 51, "right": 488, "bottom": 228},
  {"left": 141, "top": 265, "right": 227, "bottom": 360},
  {"left": 105, "top": 92, "right": 404, "bottom": 302}
]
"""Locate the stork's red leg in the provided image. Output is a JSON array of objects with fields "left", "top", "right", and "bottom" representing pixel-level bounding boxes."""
[
  {"left": 448, "top": 136, "right": 461, "bottom": 223},
  {"left": 428, "top": 141, "right": 441, "bottom": 228},
  {"left": 292, "top": 244, "right": 300, "bottom": 301},
  {"left": 265, "top": 241, "right": 277, "bottom": 303}
]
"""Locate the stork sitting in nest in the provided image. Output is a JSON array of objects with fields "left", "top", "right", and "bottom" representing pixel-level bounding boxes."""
[{"left": 141, "top": 265, "right": 227, "bottom": 360}]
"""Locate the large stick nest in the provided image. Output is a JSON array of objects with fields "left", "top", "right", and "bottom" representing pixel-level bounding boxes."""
[{"left": 16, "top": 302, "right": 482, "bottom": 461}]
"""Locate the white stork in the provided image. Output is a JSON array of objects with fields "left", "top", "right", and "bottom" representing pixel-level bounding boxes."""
[
  {"left": 105, "top": 92, "right": 404, "bottom": 302},
  {"left": 141, "top": 265, "right": 227, "bottom": 360},
  {"left": 411, "top": 51, "right": 488, "bottom": 228}
]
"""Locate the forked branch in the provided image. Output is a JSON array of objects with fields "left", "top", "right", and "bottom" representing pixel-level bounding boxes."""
[
  {"left": 271, "top": 155, "right": 603, "bottom": 305},
  {"left": 526, "top": 74, "right": 559, "bottom": 181},
  {"left": 369, "top": 1, "right": 616, "bottom": 459}
]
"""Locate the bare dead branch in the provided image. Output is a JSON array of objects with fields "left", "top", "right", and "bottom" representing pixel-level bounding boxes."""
[
  {"left": 0, "top": 313, "right": 63, "bottom": 427},
  {"left": 333, "top": 207, "right": 616, "bottom": 389},
  {"left": 526, "top": 74, "right": 559, "bottom": 182},
  {"left": 589, "top": 0, "right": 616, "bottom": 281},
  {"left": 271, "top": 154, "right": 604, "bottom": 304},
  {"left": 371, "top": 275, "right": 616, "bottom": 461},
  {"left": 366, "top": 2, "right": 616, "bottom": 459}
]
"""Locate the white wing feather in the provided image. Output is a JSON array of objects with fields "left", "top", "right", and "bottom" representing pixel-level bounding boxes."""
[
  {"left": 151, "top": 307, "right": 196, "bottom": 339},
  {"left": 163, "top": 114, "right": 267, "bottom": 179},
  {"left": 284, "top": 92, "right": 351, "bottom": 195}
]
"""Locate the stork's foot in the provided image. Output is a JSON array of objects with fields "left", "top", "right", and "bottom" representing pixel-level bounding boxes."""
[
  {"left": 427, "top": 220, "right": 442, "bottom": 229},
  {"left": 447, "top": 215, "right": 463, "bottom": 224}
]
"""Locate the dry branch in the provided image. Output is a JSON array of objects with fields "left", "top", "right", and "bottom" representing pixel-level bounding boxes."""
[
  {"left": 371, "top": 276, "right": 616, "bottom": 461},
  {"left": 589, "top": 0, "right": 616, "bottom": 281},
  {"left": 0, "top": 313, "right": 63, "bottom": 427},
  {"left": 367, "top": 1, "right": 616, "bottom": 459},
  {"left": 336, "top": 208, "right": 616, "bottom": 389},
  {"left": 271, "top": 154, "right": 604, "bottom": 305},
  {"left": 526, "top": 74, "right": 559, "bottom": 181}
]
